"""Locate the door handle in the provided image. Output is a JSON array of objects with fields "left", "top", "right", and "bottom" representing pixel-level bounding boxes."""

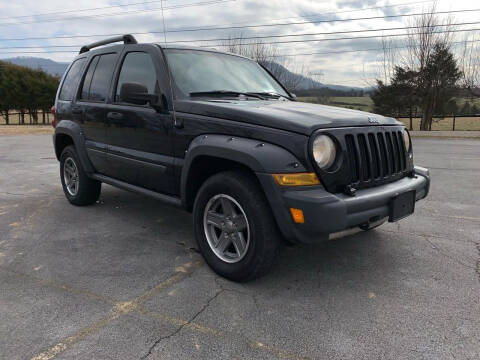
[
  {"left": 72, "top": 107, "right": 82, "bottom": 115},
  {"left": 107, "top": 112, "right": 124, "bottom": 125},
  {"left": 107, "top": 112, "right": 124, "bottom": 121}
]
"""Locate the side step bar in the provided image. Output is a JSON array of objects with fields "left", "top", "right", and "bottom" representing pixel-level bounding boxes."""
[{"left": 91, "top": 173, "right": 182, "bottom": 208}]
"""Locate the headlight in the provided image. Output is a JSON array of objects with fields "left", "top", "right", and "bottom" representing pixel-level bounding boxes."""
[
  {"left": 312, "top": 135, "right": 336, "bottom": 169},
  {"left": 403, "top": 129, "right": 411, "bottom": 152}
]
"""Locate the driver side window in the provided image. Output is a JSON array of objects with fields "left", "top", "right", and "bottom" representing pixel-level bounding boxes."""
[{"left": 115, "top": 52, "right": 158, "bottom": 103}]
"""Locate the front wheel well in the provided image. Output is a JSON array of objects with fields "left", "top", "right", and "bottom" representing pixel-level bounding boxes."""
[
  {"left": 184, "top": 156, "right": 260, "bottom": 212},
  {"left": 55, "top": 133, "right": 74, "bottom": 160}
]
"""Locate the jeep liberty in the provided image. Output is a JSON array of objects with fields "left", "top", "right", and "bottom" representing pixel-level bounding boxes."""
[{"left": 52, "top": 35, "right": 430, "bottom": 281}]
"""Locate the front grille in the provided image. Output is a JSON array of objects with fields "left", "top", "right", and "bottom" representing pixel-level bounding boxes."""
[{"left": 345, "top": 129, "right": 407, "bottom": 186}]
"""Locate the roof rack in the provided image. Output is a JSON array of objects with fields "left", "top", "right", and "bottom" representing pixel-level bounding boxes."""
[{"left": 79, "top": 34, "right": 137, "bottom": 54}]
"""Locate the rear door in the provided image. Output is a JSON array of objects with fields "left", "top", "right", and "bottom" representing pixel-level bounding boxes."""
[
  {"left": 75, "top": 52, "right": 119, "bottom": 174},
  {"left": 103, "top": 45, "right": 175, "bottom": 194}
]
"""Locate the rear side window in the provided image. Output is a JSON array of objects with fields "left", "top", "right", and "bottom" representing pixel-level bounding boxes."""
[
  {"left": 58, "top": 58, "right": 85, "bottom": 101},
  {"left": 116, "top": 52, "right": 157, "bottom": 102},
  {"left": 80, "top": 53, "right": 117, "bottom": 102},
  {"left": 80, "top": 56, "right": 99, "bottom": 100}
]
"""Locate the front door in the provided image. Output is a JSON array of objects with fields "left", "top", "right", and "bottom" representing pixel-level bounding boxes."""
[{"left": 103, "top": 46, "right": 175, "bottom": 195}]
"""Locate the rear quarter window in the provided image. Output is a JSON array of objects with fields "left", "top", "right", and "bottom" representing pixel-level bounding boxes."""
[{"left": 58, "top": 58, "right": 86, "bottom": 101}]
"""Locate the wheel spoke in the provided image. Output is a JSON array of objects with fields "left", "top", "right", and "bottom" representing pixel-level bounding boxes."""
[
  {"left": 220, "top": 197, "right": 235, "bottom": 217},
  {"left": 233, "top": 214, "right": 247, "bottom": 231},
  {"left": 206, "top": 211, "right": 225, "bottom": 228},
  {"left": 231, "top": 232, "right": 247, "bottom": 256},
  {"left": 66, "top": 163, "right": 74, "bottom": 174},
  {"left": 215, "top": 232, "right": 231, "bottom": 253}
]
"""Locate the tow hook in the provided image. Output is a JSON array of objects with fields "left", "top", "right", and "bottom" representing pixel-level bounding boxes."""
[{"left": 345, "top": 184, "right": 357, "bottom": 196}]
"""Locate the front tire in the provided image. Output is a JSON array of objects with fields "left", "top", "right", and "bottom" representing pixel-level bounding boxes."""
[
  {"left": 193, "top": 171, "right": 282, "bottom": 282},
  {"left": 60, "top": 145, "right": 101, "bottom": 206}
]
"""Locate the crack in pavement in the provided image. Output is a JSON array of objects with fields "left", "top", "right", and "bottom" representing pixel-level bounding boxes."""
[
  {"left": 420, "top": 235, "right": 476, "bottom": 270},
  {"left": 476, "top": 243, "right": 480, "bottom": 283},
  {"left": 140, "top": 289, "right": 225, "bottom": 359}
]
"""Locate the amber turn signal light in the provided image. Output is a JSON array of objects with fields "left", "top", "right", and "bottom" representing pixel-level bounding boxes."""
[
  {"left": 290, "top": 208, "right": 305, "bottom": 224},
  {"left": 272, "top": 172, "right": 320, "bottom": 186}
]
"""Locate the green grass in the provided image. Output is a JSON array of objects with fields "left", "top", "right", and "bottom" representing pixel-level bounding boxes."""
[{"left": 297, "top": 96, "right": 480, "bottom": 130}]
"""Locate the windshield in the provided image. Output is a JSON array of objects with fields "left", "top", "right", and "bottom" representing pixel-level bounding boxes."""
[{"left": 164, "top": 49, "right": 289, "bottom": 99}]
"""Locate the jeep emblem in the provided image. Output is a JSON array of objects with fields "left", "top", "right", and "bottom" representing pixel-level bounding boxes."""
[{"left": 368, "top": 116, "right": 379, "bottom": 124}]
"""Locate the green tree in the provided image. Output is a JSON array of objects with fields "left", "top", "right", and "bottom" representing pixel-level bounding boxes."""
[
  {"left": 0, "top": 60, "right": 59, "bottom": 125},
  {"left": 371, "top": 66, "right": 419, "bottom": 121},
  {"left": 418, "top": 43, "right": 461, "bottom": 130}
]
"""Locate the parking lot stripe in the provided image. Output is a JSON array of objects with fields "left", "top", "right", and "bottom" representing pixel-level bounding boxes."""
[
  {"left": 12, "top": 260, "right": 310, "bottom": 360},
  {"left": 30, "top": 260, "right": 203, "bottom": 360},
  {"left": 135, "top": 305, "right": 311, "bottom": 359}
]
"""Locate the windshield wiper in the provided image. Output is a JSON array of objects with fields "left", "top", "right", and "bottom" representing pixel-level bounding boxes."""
[
  {"left": 246, "top": 92, "right": 292, "bottom": 100},
  {"left": 189, "top": 90, "right": 265, "bottom": 100}
]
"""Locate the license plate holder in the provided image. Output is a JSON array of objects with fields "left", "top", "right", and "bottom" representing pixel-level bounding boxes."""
[{"left": 389, "top": 190, "right": 416, "bottom": 222}]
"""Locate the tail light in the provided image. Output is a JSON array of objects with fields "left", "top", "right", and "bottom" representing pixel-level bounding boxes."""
[{"left": 51, "top": 105, "right": 56, "bottom": 128}]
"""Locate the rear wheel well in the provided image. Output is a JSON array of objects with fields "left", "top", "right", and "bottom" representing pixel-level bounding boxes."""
[
  {"left": 185, "top": 156, "right": 260, "bottom": 212},
  {"left": 55, "top": 134, "right": 74, "bottom": 160}
]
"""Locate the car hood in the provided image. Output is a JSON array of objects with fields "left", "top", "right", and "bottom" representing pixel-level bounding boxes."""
[{"left": 174, "top": 99, "right": 401, "bottom": 135}]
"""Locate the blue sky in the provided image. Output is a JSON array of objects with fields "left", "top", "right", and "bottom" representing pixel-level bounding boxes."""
[{"left": 0, "top": 0, "right": 479, "bottom": 86}]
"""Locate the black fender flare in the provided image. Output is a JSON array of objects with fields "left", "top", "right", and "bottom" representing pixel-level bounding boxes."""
[
  {"left": 53, "top": 120, "right": 94, "bottom": 173},
  {"left": 180, "top": 134, "right": 307, "bottom": 203}
]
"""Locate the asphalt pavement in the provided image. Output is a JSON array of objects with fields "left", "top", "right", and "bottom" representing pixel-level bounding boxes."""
[{"left": 0, "top": 135, "right": 479, "bottom": 360}]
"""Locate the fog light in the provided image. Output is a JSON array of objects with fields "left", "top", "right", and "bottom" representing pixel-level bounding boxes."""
[{"left": 290, "top": 208, "right": 304, "bottom": 224}]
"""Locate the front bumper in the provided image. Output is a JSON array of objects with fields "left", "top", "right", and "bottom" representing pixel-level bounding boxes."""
[{"left": 257, "top": 166, "right": 430, "bottom": 244}]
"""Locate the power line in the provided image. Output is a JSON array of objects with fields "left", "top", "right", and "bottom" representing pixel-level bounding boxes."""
[
  {"left": 1, "top": 35, "right": 479, "bottom": 57},
  {"left": 2, "top": 7, "right": 480, "bottom": 35},
  {"left": 3, "top": 21, "right": 480, "bottom": 50},
  {"left": 127, "top": 8, "right": 480, "bottom": 34},
  {"left": 0, "top": 0, "right": 171, "bottom": 21},
  {"left": 208, "top": 0, "right": 437, "bottom": 29},
  {"left": 0, "top": 0, "right": 438, "bottom": 41},
  {"left": 162, "top": 21, "right": 480, "bottom": 44},
  {"left": 203, "top": 27, "right": 480, "bottom": 47},
  {"left": 0, "top": 0, "right": 236, "bottom": 27},
  {"left": 0, "top": 0, "right": 434, "bottom": 27},
  {"left": 275, "top": 38, "right": 480, "bottom": 57}
]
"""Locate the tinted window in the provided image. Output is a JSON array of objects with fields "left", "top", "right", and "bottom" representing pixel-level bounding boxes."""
[
  {"left": 80, "top": 56, "right": 99, "bottom": 100},
  {"left": 88, "top": 53, "right": 117, "bottom": 102},
  {"left": 116, "top": 52, "right": 157, "bottom": 102},
  {"left": 58, "top": 58, "right": 85, "bottom": 101}
]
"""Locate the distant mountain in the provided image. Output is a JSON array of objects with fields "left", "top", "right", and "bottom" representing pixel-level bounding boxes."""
[
  {"left": 1, "top": 56, "right": 368, "bottom": 92},
  {"left": 0, "top": 57, "right": 68, "bottom": 76},
  {"left": 262, "top": 61, "right": 365, "bottom": 92}
]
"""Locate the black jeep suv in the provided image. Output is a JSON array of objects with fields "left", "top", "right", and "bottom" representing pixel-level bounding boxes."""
[{"left": 52, "top": 35, "right": 430, "bottom": 281}]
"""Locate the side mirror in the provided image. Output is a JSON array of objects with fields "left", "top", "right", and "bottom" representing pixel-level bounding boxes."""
[
  {"left": 290, "top": 93, "right": 297, "bottom": 100},
  {"left": 119, "top": 82, "right": 159, "bottom": 106}
]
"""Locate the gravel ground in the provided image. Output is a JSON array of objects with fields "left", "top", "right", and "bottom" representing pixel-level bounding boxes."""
[{"left": 0, "top": 135, "right": 479, "bottom": 360}]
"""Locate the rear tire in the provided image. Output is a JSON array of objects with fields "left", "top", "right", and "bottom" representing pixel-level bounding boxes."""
[
  {"left": 60, "top": 145, "right": 101, "bottom": 206},
  {"left": 193, "top": 170, "right": 282, "bottom": 282}
]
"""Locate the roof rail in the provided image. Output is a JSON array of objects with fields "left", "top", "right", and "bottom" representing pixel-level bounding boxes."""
[{"left": 79, "top": 34, "right": 137, "bottom": 54}]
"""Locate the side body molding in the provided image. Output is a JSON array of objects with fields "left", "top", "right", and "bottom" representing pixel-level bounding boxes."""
[
  {"left": 180, "top": 134, "right": 307, "bottom": 206},
  {"left": 53, "top": 120, "right": 95, "bottom": 173}
]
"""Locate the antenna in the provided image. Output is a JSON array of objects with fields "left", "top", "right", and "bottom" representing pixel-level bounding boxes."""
[{"left": 160, "top": 0, "right": 167, "bottom": 46}]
